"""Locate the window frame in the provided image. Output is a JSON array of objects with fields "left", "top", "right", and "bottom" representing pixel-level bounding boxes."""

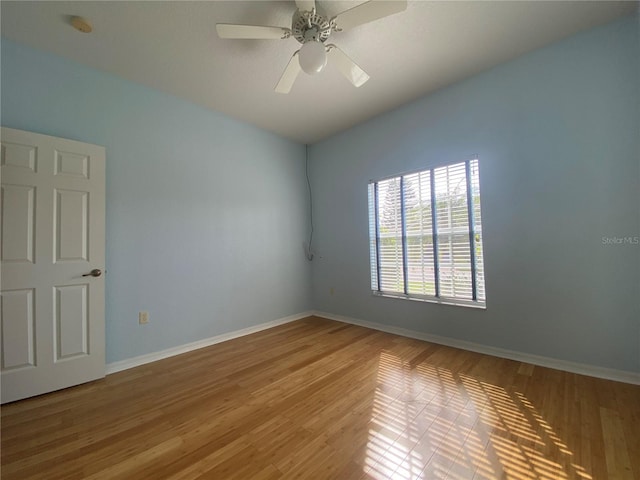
[{"left": 368, "top": 157, "right": 486, "bottom": 309}]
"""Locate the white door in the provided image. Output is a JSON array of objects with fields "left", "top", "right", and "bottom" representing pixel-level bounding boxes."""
[{"left": 1, "top": 127, "right": 106, "bottom": 404}]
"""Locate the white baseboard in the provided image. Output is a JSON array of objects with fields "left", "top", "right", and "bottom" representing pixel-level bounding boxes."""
[
  {"left": 312, "top": 310, "right": 640, "bottom": 385},
  {"left": 106, "top": 309, "right": 639, "bottom": 385},
  {"left": 105, "top": 311, "right": 314, "bottom": 375}
]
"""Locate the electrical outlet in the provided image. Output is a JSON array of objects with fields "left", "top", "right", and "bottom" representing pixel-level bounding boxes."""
[{"left": 139, "top": 311, "right": 149, "bottom": 325}]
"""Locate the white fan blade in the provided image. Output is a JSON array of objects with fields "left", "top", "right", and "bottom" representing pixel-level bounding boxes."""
[
  {"left": 328, "top": 46, "right": 370, "bottom": 87},
  {"left": 216, "top": 24, "right": 290, "bottom": 39},
  {"left": 333, "top": 0, "right": 407, "bottom": 31},
  {"left": 275, "top": 52, "right": 302, "bottom": 94},
  {"left": 295, "top": 0, "right": 316, "bottom": 12}
]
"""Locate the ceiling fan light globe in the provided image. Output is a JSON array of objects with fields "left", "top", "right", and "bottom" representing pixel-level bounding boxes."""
[{"left": 299, "top": 41, "right": 327, "bottom": 75}]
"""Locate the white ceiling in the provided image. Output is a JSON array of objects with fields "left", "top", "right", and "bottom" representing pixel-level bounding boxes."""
[{"left": 1, "top": 1, "right": 636, "bottom": 144}]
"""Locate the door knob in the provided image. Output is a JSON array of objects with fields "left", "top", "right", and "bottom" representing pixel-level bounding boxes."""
[{"left": 82, "top": 268, "right": 103, "bottom": 278}]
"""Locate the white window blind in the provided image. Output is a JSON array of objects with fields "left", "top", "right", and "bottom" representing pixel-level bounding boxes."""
[
  {"left": 368, "top": 158, "right": 486, "bottom": 307},
  {"left": 404, "top": 171, "right": 436, "bottom": 296},
  {"left": 377, "top": 178, "right": 404, "bottom": 293}
]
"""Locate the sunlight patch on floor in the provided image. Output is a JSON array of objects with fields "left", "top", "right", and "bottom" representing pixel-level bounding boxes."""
[{"left": 362, "top": 351, "right": 592, "bottom": 480}]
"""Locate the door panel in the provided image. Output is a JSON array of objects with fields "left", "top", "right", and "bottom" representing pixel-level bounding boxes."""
[
  {"left": 1, "top": 127, "right": 105, "bottom": 404},
  {"left": 1, "top": 288, "right": 36, "bottom": 370},
  {"left": 54, "top": 284, "right": 89, "bottom": 359},
  {"left": 1, "top": 142, "right": 37, "bottom": 172},
  {"left": 54, "top": 189, "right": 89, "bottom": 262},
  {"left": 54, "top": 150, "right": 89, "bottom": 178},
  {"left": 1, "top": 184, "right": 36, "bottom": 263}
]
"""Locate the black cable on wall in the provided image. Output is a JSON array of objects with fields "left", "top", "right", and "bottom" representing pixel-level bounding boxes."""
[{"left": 305, "top": 144, "right": 314, "bottom": 261}]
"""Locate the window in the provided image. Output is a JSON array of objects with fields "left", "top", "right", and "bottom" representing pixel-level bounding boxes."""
[{"left": 368, "top": 158, "right": 486, "bottom": 307}]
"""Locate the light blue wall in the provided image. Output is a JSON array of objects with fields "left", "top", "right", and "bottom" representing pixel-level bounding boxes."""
[
  {"left": 309, "top": 16, "right": 640, "bottom": 373},
  {"left": 2, "top": 15, "right": 638, "bottom": 373},
  {"left": 1, "top": 39, "right": 312, "bottom": 363}
]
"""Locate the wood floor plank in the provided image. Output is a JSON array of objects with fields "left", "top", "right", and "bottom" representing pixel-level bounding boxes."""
[
  {"left": 2, "top": 316, "right": 638, "bottom": 480},
  {"left": 600, "top": 406, "right": 635, "bottom": 480}
]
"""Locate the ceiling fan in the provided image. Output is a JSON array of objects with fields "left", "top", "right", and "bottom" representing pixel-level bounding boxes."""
[{"left": 216, "top": 0, "right": 407, "bottom": 93}]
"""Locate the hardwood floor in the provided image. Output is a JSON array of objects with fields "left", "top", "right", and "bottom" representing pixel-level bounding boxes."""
[{"left": 2, "top": 316, "right": 639, "bottom": 479}]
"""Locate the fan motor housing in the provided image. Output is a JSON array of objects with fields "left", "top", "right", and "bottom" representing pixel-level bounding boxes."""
[{"left": 292, "top": 10, "right": 331, "bottom": 44}]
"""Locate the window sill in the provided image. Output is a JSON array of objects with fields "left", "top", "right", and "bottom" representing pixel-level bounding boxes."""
[{"left": 372, "top": 291, "right": 486, "bottom": 309}]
